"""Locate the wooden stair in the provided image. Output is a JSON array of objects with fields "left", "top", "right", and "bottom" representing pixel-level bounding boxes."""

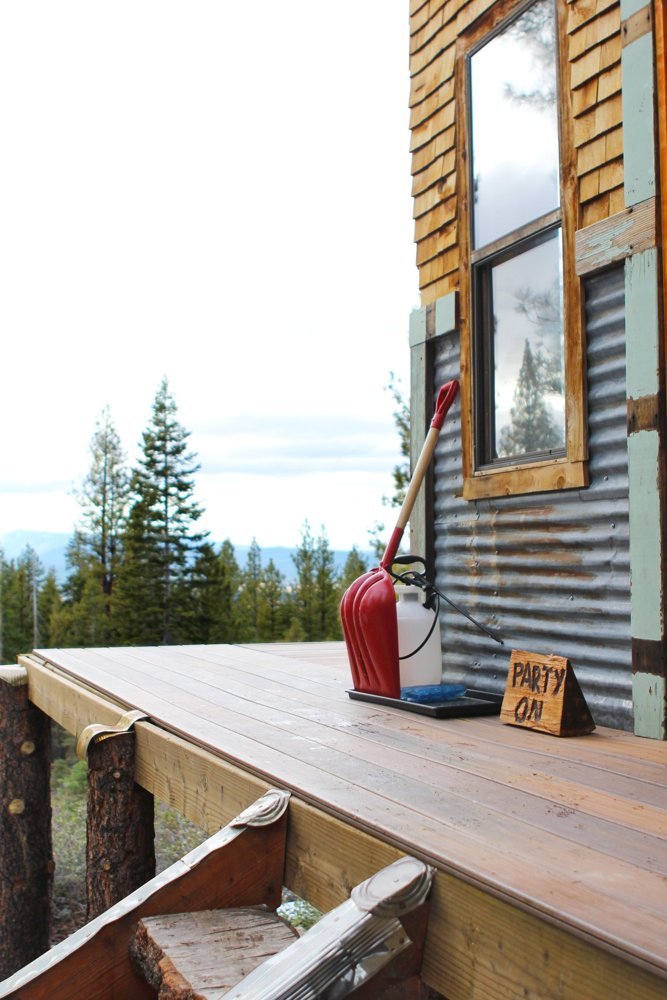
[
  {"left": 131, "top": 907, "right": 299, "bottom": 998},
  {"left": 0, "top": 790, "right": 434, "bottom": 999},
  {"left": 130, "top": 853, "right": 433, "bottom": 999}
]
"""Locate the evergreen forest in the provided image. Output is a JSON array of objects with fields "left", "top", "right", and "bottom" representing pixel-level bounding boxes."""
[{"left": 0, "top": 377, "right": 407, "bottom": 664}]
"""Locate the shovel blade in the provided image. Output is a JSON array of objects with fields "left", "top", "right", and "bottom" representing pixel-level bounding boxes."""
[{"left": 340, "top": 567, "right": 400, "bottom": 699}]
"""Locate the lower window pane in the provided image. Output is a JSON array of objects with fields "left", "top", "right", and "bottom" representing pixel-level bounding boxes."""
[{"left": 491, "top": 231, "right": 565, "bottom": 461}]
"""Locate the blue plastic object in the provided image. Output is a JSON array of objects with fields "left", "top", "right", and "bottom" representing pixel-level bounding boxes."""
[{"left": 400, "top": 683, "right": 467, "bottom": 704}]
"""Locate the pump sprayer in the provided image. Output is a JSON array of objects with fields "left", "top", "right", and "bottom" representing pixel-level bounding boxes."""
[{"left": 396, "top": 586, "right": 442, "bottom": 687}]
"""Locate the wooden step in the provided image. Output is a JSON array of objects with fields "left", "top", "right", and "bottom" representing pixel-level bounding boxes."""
[
  {"left": 130, "top": 856, "right": 435, "bottom": 999},
  {"left": 131, "top": 908, "right": 299, "bottom": 998}
]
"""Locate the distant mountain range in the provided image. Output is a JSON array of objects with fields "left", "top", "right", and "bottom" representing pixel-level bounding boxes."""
[{"left": 0, "top": 530, "right": 374, "bottom": 583}]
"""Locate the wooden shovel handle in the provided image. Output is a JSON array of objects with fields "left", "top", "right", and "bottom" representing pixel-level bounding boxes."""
[{"left": 381, "top": 380, "right": 459, "bottom": 569}]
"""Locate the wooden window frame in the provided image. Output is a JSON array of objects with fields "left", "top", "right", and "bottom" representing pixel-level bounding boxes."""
[{"left": 457, "top": 0, "right": 588, "bottom": 501}]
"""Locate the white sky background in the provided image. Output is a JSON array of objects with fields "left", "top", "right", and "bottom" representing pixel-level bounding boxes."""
[{"left": 0, "top": 1, "right": 418, "bottom": 551}]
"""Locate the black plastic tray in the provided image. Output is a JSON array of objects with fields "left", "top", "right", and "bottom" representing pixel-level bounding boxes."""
[{"left": 346, "top": 687, "right": 503, "bottom": 718}]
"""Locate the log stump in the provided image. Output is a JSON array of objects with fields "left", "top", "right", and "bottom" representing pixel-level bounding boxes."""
[
  {"left": 130, "top": 908, "right": 299, "bottom": 998},
  {"left": 86, "top": 730, "right": 155, "bottom": 920},
  {"left": 0, "top": 666, "right": 52, "bottom": 977}
]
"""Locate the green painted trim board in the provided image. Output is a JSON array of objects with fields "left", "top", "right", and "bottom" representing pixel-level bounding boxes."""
[
  {"left": 434, "top": 292, "right": 457, "bottom": 338},
  {"left": 625, "top": 249, "right": 660, "bottom": 398},
  {"left": 632, "top": 673, "right": 666, "bottom": 739},
  {"left": 409, "top": 307, "right": 427, "bottom": 348},
  {"left": 628, "top": 430, "right": 663, "bottom": 642},
  {"left": 622, "top": 33, "right": 656, "bottom": 207}
]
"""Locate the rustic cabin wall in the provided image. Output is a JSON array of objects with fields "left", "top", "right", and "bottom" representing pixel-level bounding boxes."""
[
  {"left": 428, "top": 265, "right": 632, "bottom": 729},
  {"left": 408, "top": 0, "right": 666, "bottom": 735}
]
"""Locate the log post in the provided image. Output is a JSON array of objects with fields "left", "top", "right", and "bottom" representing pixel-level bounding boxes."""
[
  {"left": 0, "top": 665, "right": 53, "bottom": 977},
  {"left": 86, "top": 730, "right": 155, "bottom": 921}
]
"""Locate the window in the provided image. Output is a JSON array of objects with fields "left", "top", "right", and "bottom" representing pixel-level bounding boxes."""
[{"left": 458, "top": 0, "right": 587, "bottom": 499}]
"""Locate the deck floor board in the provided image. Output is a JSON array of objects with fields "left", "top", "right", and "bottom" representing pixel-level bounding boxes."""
[
  {"left": 65, "top": 647, "right": 667, "bottom": 853},
  {"left": 30, "top": 642, "right": 667, "bottom": 982}
]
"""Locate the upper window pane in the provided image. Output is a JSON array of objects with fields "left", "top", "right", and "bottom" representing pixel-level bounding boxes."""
[{"left": 470, "top": 0, "right": 560, "bottom": 249}]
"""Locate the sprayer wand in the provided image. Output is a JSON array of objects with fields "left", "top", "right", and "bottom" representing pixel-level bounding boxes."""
[{"left": 390, "top": 556, "right": 504, "bottom": 650}]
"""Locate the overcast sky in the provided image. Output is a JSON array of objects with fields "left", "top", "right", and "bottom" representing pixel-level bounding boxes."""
[{"left": 0, "top": 1, "right": 419, "bottom": 552}]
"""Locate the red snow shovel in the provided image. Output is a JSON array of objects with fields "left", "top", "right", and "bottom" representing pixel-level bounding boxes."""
[{"left": 340, "top": 379, "right": 459, "bottom": 698}]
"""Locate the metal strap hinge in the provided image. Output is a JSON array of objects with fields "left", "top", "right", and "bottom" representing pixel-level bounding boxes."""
[{"left": 76, "top": 710, "right": 149, "bottom": 759}]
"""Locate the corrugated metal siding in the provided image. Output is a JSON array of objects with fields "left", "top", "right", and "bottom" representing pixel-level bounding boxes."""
[{"left": 432, "top": 265, "right": 632, "bottom": 728}]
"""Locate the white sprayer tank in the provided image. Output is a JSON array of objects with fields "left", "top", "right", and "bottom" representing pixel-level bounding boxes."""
[{"left": 396, "top": 586, "right": 442, "bottom": 688}]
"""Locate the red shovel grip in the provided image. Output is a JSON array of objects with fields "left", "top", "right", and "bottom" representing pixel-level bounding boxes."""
[{"left": 430, "top": 379, "right": 459, "bottom": 430}]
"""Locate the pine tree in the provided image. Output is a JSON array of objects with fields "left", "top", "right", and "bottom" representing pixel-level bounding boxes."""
[
  {"left": 367, "top": 522, "right": 387, "bottom": 564},
  {"left": 498, "top": 339, "right": 562, "bottom": 458},
  {"left": 37, "top": 570, "right": 62, "bottom": 647},
  {"left": 189, "top": 541, "right": 241, "bottom": 644},
  {"left": 217, "top": 540, "right": 242, "bottom": 642},
  {"left": 53, "top": 412, "right": 129, "bottom": 648},
  {"left": 340, "top": 546, "right": 368, "bottom": 590},
  {"left": 235, "top": 539, "right": 263, "bottom": 642},
  {"left": 60, "top": 531, "right": 92, "bottom": 606},
  {"left": 257, "top": 560, "right": 288, "bottom": 641},
  {"left": 2, "top": 547, "right": 44, "bottom": 662},
  {"left": 289, "top": 524, "right": 341, "bottom": 641},
  {"left": 383, "top": 372, "right": 410, "bottom": 509},
  {"left": 314, "top": 530, "right": 341, "bottom": 640},
  {"left": 52, "top": 531, "right": 110, "bottom": 646},
  {"left": 113, "top": 378, "right": 207, "bottom": 645},
  {"left": 289, "top": 523, "right": 318, "bottom": 640},
  {"left": 111, "top": 496, "right": 163, "bottom": 644},
  {"left": 51, "top": 572, "right": 110, "bottom": 647},
  {"left": 373, "top": 371, "right": 411, "bottom": 560},
  {"left": 76, "top": 407, "right": 129, "bottom": 607}
]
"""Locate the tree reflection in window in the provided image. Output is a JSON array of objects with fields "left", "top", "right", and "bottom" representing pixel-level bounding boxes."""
[{"left": 485, "top": 231, "right": 565, "bottom": 461}]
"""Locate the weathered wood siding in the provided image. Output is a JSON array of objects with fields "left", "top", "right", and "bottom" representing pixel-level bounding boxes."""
[
  {"left": 409, "top": 0, "right": 623, "bottom": 302},
  {"left": 569, "top": 0, "right": 624, "bottom": 227}
]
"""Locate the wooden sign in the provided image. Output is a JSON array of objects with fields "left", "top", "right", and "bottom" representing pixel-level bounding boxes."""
[{"left": 500, "top": 650, "right": 595, "bottom": 737}]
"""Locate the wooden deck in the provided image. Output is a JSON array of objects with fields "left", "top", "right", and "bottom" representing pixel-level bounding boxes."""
[{"left": 20, "top": 641, "right": 667, "bottom": 999}]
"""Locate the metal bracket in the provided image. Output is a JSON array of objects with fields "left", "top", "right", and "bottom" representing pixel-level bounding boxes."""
[
  {"left": 229, "top": 789, "right": 291, "bottom": 829},
  {"left": 76, "top": 709, "right": 149, "bottom": 759}
]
